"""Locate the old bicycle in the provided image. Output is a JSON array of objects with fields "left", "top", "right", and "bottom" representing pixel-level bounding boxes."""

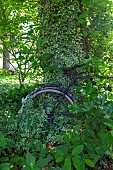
[
  {"left": 22, "top": 64, "right": 113, "bottom": 124},
  {"left": 21, "top": 64, "right": 113, "bottom": 146}
]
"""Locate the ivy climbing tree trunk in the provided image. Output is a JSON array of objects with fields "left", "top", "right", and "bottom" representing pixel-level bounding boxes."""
[{"left": 38, "top": 0, "right": 84, "bottom": 86}]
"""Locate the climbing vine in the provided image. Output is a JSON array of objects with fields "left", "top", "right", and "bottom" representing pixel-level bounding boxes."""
[{"left": 37, "top": 0, "right": 84, "bottom": 85}]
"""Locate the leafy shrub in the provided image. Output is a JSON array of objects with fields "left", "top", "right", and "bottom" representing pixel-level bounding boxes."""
[
  {"left": 0, "top": 133, "right": 52, "bottom": 170},
  {"left": 0, "top": 74, "right": 113, "bottom": 169},
  {"left": 0, "top": 77, "right": 36, "bottom": 142},
  {"left": 7, "top": 94, "right": 77, "bottom": 153}
]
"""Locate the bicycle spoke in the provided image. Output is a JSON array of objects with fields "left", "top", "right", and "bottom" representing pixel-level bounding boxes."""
[{"left": 23, "top": 87, "right": 75, "bottom": 145}]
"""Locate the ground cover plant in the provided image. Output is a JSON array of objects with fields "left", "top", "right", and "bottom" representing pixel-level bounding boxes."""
[{"left": 0, "top": 74, "right": 113, "bottom": 170}]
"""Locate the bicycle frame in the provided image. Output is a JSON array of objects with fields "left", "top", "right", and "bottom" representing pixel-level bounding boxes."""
[{"left": 63, "top": 75, "right": 113, "bottom": 94}]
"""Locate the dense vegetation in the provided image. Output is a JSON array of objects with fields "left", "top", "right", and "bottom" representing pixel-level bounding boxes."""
[{"left": 0, "top": 0, "right": 113, "bottom": 169}]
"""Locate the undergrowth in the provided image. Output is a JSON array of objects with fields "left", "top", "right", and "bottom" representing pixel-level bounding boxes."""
[{"left": 0, "top": 75, "right": 113, "bottom": 170}]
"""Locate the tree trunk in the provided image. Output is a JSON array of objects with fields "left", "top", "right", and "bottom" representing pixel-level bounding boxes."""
[
  {"left": 3, "top": 44, "right": 10, "bottom": 70},
  {"left": 38, "top": 0, "right": 84, "bottom": 86}
]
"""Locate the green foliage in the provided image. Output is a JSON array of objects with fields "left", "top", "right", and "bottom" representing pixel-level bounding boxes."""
[
  {"left": 1, "top": 0, "right": 112, "bottom": 85},
  {"left": 0, "top": 0, "right": 113, "bottom": 169},
  {"left": 8, "top": 92, "right": 76, "bottom": 151},
  {"left": 0, "top": 133, "right": 51, "bottom": 170},
  {"left": 48, "top": 77, "right": 113, "bottom": 169},
  {"left": 0, "top": 74, "right": 113, "bottom": 170},
  {"left": 38, "top": 0, "right": 84, "bottom": 87},
  {"left": 0, "top": 0, "right": 42, "bottom": 84},
  {"left": 39, "top": 1, "right": 84, "bottom": 68},
  {"left": 0, "top": 76, "right": 37, "bottom": 143}
]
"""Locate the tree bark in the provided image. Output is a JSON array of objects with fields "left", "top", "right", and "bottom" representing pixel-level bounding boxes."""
[{"left": 3, "top": 44, "right": 10, "bottom": 70}]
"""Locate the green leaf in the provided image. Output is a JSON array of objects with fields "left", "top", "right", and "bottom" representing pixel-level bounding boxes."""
[
  {"left": 86, "top": 81, "right": 92, "bottom": 94},
  {"left": 72, "top": 145, "right": 83, "bottom": 156},
  {"left": 110, "top": 103, "right": 113, "bottom": 113},
  {"left": 81, "top": 0, "right": 90, "bottom": 6},
  {"left": 36, "top": 38, "right": 42, "bottom": 49},
  {"left": 77, "top": 161, "right": 85, "bottom": 170},
  {"left": 99, "top": 132, "right": 113, "bottom": 144},
  {"left": 36, "top": 156, "right": 51, "bottom": 168},
  {"left": 111, "top": 130, "right": 113, "bottom": 136},
  {"left": 84, "top": 102, "right": 90, "bottom": 110},
  {"left": 22, "top": 45, "right": 28, "bottom": 52},
  {"left": 79, "top": 12, "right": 88, "bottom": 19},
  {"left": 72, "top": 156, "right": 81, "bottom": 169},
  {"left": 78, "top": 19, "right": 85, "bottom": 24},
  {"left": 32, "top": 166, "right": 40, "bottom": 170},
  {"left": 55, "top": 150, "right": 64, "bottom": 157},
  {"left": 86, "top": 81, "right": 96, "bottom": 95},
  {"left": 26, "top": 152, "right": 35, "bottom": 167},
  {"left": 89, "top": 153, "right": 100, "bottom": 164},
  {"left": 84, "top": 159, "right": 95, "bottom": 168},
  {"left": 102, "top": 93, "right": 107, "bottom": 105},
  {"left": 56, "top": 157, "right": 64, "bottom": 163},
  {"left": 86, "top": 143, "right": 93, "bottom": 151},
  {"left": 104, "top": 122, "right": 113, "bottom": 129},
  {"left": 21, "top": 167, "right": 30, "bottom": 170},
  {"left": 64, "top": 157, "right": 71, "bottom": 170},
  {"left": 82, "top": 30, "right": 88, "bottom": 37},
  {"left": 0, "top": 132, "right": 7, "bottom": 148},
  {"left": 10, "top": 156, "right": 25, "bottom": 165},
  {"left": 0, "top": 163, "right": 10, "bottom": 170},
  {"left": 93, "top": 31, "right": 101, "bottom": 36}
]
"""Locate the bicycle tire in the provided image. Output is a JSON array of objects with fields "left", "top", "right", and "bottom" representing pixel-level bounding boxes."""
[
  {"left": 23, "top": 85, "right": 76, "bottom": 121},
  {"left": 21, "top": 86, "right": 76, "bottom": 145},
  {"left": 28, "top": 86, "right": 75, "bottom": 104}
]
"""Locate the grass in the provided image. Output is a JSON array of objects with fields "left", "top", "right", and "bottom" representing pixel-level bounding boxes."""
[{"left": 0, "top": 75, "right": 20, "bottom": 86}]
